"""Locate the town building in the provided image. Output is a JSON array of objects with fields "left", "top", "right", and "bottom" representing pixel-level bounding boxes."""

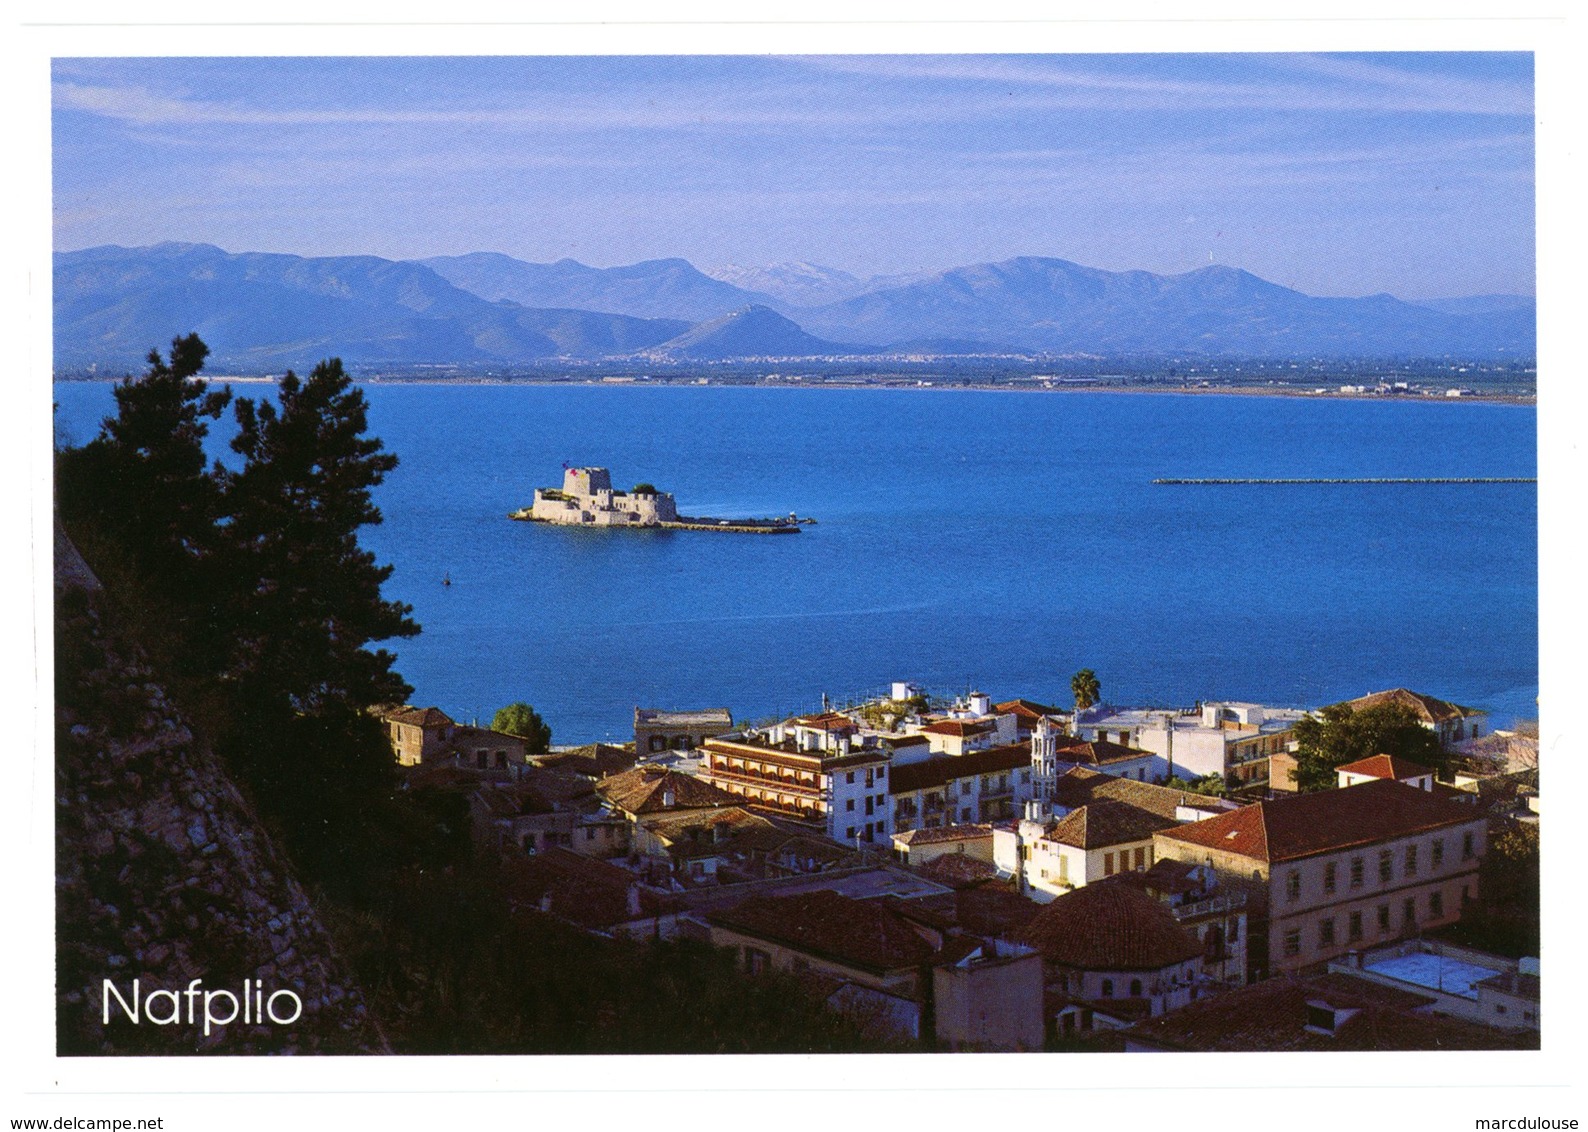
[
  {"left": 1153, "top": 778, "right": 1488, "bottom": 980},
  {"left": 1336, "top": 688, "right": 1489, "bottom": 746},
  {"left": 1075, "top": 701, "right": 1306, "bottom": 785},
  {"left": 1337, "top": 754, "right": 1436, "bottom": 791},
  {"left": 1112, "top": 859, "right": 1249, "bottom": 987},
  {"left": 993, "top": 766, "right": 1233, "bottom": 902},
  {"left": 889, "top": 743, "right": 1034, "bottom": 832},
  {"left": 1122, "top": 971, "right": 1538, "bottom": 1052},
  {"left": 889, "top": 824, "right": 995, "bottom": 870},
  {"left": 380, "top": 705, "right": 529, "bottom": 775},
  {"left": 1016, "top": 879, "right": 1206, "bottom": 1035},
  {"left": 1329, "top": 940, "right": 1539, "bottom": 1032},
  {"left": 596, "top": 764, "right": 739, "bottom": 820},
  {"left": 698, "top": 722, "right": 893, "bottom": 844},
  {"left": 693, "top": 888, "right": 1044, "bottom": 1050},
  {"left": 633, "top": 707, "right": 733, "bottom": 754}
]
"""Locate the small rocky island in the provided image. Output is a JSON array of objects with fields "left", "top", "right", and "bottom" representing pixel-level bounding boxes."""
[{"left": 510, "top": 466, "right": 808, "bottom": 533}]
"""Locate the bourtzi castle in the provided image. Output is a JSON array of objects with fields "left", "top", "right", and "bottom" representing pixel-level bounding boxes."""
[{"left": 524, "top": 467, "right": 679, "bottom": 527}]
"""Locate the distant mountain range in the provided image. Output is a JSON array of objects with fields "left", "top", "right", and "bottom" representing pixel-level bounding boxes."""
[{"left": 53, "top": 242, "right": 1535, "bottom": 372}]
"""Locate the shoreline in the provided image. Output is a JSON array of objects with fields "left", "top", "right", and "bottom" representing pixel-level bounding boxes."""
[{"left": 54, "top": 374, "right": 1537, "bottom": 407}]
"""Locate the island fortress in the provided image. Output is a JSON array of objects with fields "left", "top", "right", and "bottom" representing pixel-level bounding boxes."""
[{"left": 511, "top": 466, "right": 805, "bottom": 533}]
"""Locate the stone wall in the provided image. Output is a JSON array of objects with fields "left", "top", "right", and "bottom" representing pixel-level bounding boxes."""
[{"left": 55, "top": 526, "right": 386, "bottom": 1054}]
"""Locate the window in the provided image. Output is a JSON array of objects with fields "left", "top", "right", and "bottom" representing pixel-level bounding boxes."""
[
  {"left": 1129, "top": 979, "right": 1143, "bottom": 997},
  {"left": 1101, "top": 979, "right": 1114, "bottom": 998},
  {"left": 1377, "top": 904, "right": 1391, "bottom": 932},
  {"left": 1283, "top": 929, "right": 1302, "bottom": 957},
  {"left": 1320, "top": 918, "right": 1336, "bottom": 947},
  {"left": 865, "top": 769, "right": 874, "bottom": 788},
  {"left": 1348, "top": 911, "right": 1363, "bottom": 941},
  {"left": 845, "top": 799, "right": 855, "bottom": 811},
  {"left": 476, "top": 751, "right": 488, "bottom": 769},
  {"left": 585, "top": 827, "right": 597, "bottom": 841},
  {"left": 1133, "top": 847, "right": 1146, "bottom": 870},
  {"left": 1403, "top": 897, "right": 1416, "bottom": 926},
  {"left": 649, "top": 736, "right": 665, "bottom": 752},
  {"left": 846, "top": 772, "right": 856, "bottom": 784},
  {"left": 1228, "top": 918, "right": 1239, "bottom": 943},
  {"left": 1104, "top": 852, "right": 1116, "bottom": 876},
  {"left": 746, "top": 948, "right": 770, "bottom": 975},
  {"left": 865, "top": 797, "right": 874, "bottom": 815},
  {"left": 1379, "top": 851, "right": 1393, "bottom": 883},
  {"left": 1463, "top": 831, "right": 1476, "bottom": 860},
  {"left": 1350, "top": 857, "right": 1364, "bottom": 888},
  {"left": 1430, "top": 891, "right": 1444, "bottom": 918},
  {"left": 846, "top": 827, "right": 856, "bottom": 840},
  {"left": 1405, "top": 843, "right": 1418, "bottom": 876},
  {"left": 1324, "top": 861, "right": 1338, "bottom": 894},
  {"left": 1286, "top": 871, "right": 1301, "bottom": 903},
  {"left": 876, "top": 767, "right": 885, "bottom": 780},
  {"left": 1432, "top": 838, "right": 1444, "bottom": 868}
]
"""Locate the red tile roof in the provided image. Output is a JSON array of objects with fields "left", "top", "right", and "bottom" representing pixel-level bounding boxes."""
[
  {"left": 791, "top": 712, "right": 858, "bottom": 733},
  {"left": 888, "top": 743, "right": 1030, "bottom": 794},
  {"left": 1052, "top": 766, "right": 1188, "bottom": 821},
  {"left": 995, "top": 699, "right": 1062, "bottom": 722},
  {"left": 1045, "top": 799, "right": 1178, "bottom": 850},
  {"left": 597, "top": 766, "right": 739, "bottom": 815},
  {"left": 1017, "top": 879, "right": 1202, "bottom": 971},
  {"left": 1336, "top": 688, "right": 1483, "bottom": 724},
  {"left": 1054, "top": 737, "right": 1154, "bottom": 766},
  {"left": 1155, "top": 778, "right": 1481, "bottom": 863},
  {"left": 705, "top": 890, "right": 939, "bottom": 974},
  {"left": 892, "top": 823, "right": 994, "bottom": 847},
  {"left": 1126, "top": 973, "right": 1537, "bottom": 1052},
  {"left": 1337, "top": 754, "right": 1434, "bottom": 780},
  {"left": 914, "top": 853, "right": 1002, "bottom": 888},
  {"left": 384, "top": 705, "right": 455, "bottom": 728},
  {"left": 920, "top": 718, "right": 996, "bottom": 738}
]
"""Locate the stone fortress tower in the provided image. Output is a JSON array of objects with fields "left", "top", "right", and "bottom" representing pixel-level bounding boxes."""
[{"left": 529, "top": 466, "right": 680, "bottom": 527}]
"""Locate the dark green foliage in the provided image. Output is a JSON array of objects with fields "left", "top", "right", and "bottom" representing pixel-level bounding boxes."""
[
  {"left": 490, "top": 702, "right": 552, "bottom": 753},
  {"left": 1287, "top": 703, "right": 1447, "bottom": 792},
  {"left": 56, "top": 335, "right": 232, "bottom": 679},
  {"left": 1070, "top": 668, "right": 1100, "bottom": 713},
  {"left": 631, "top": 482, "right": 657, "bottom": 495},
  {"left": 1436, "top": 819, "right": 1540, "bottom": 958},
  {"left": 335, "top": 864, "right": 902, "bottom": 1055},
  {"left": 1165, "top": 773, "right": 1226, "bottom": 797}
]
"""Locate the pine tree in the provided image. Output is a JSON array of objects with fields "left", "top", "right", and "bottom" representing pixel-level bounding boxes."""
[
  {"left": 56, "top": 334, "right": 231, "bottom": 671},
  {"left": 218, "top": 358, "right": 418, "bottom": 809}
]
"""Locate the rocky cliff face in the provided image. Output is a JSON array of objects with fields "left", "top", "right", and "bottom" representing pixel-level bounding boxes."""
[{"left": 54, "top": 524, "right": 386, "bottom": 1054}]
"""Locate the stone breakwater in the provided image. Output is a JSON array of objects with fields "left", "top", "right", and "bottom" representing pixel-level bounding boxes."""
[
  {"left": 54, "top": 526, "right": 386, "bottom": 1054},
  {"left": 1153, "top": 477, "right": 1536, "bottom": 485}
]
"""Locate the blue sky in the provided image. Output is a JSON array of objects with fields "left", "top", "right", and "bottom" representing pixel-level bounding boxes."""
[{"left": 52, "top": 53, "right": 1534, "bottom": 299}]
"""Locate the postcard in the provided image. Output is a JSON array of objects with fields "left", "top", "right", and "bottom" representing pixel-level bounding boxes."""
[{"left": 13, "top": 6, "right": 1581, "bottom": 1130}]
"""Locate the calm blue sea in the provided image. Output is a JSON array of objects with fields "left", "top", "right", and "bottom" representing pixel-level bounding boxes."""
[{"left": 53, "top": 383, "right": 1539, "bottom": 743}]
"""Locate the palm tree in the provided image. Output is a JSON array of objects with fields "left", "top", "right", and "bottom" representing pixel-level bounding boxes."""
[{"left": 1070, "top": 669, "right": 1101, "bottom": 715}]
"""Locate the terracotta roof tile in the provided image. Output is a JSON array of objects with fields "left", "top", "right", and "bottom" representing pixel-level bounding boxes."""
[
  {"left": 1045, "top": 799, "right": 1178, "bottom": 850},
  {"left": 1336, "top": 688, "right": 1483, "bottom": 724},
  {"left": 1017, "top": 879, "right": 1202, "bottom": 971},
  {"left": 384, "top": 705, "right": 455, "bottom": 728},
  {"left": 1051, "top": 766, "right": 1188, "bottom": 821},
  {"left": 705, "top": 890, "right": 938, "bottom": 973},
  {"left": 1155, "top": 778, "right": 1480, "bottom": 863},
  {"left": 1054, "top": 737, "right": 1154, "bottom": 766},
  {"left": 1127, "top": 973, "right": 1537, "bottom": 1052},
  {"left": 598, "top": 766, "right": 739, "bottom": 815},
  {"left": 1337, "top": 754, "right": 1434, "bottom": 780},
  {"left": 888, "top": 744, "right": 1030, "bottom": 794},
  {"left": 893, "top": 823, "right": 993, "bottom": 847},
  {"left": 921, "top": 719, "right": 995, "bottom": 738}
]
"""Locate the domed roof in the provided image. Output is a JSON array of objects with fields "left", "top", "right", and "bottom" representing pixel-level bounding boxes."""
[{"left": 1018, "top": 878, "right": 1202, "bottom": 971}]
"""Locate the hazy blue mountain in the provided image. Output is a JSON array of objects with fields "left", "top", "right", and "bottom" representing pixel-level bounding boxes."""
[
  {"left": 419, "top": 252, "right": 778, "bottom": 322},
  {"left": 796, "top": 257, "right": 1535, "bottom": 358},
  {"left": 704, "top": 262, "right": 866, "bottom": 307},
  {"left": 54, "top": 244, "right": 687, "bottom": 370},
  {"left": 641, "top": 305, "right": 868, "bottom": 360}
]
